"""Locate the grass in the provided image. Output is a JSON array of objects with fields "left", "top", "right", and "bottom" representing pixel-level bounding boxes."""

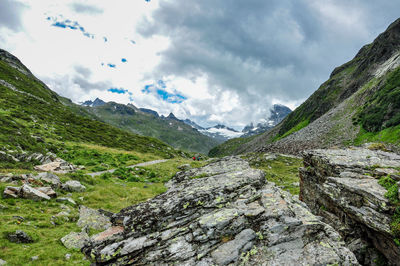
[
  {"left": 356, "top": 67, "right": 400, "bottom": 132},
  {"left": 242, "top": 153, "right": 303, "bottom": 195},
  {"left": 353, "top": 125, "right": 400, "bottom": 146},
  {"left": 0, "top": 142, "right": 205, "bottom": 265},
  {"left": 377, "top": 176, "right": 400, "bottom": 246}
]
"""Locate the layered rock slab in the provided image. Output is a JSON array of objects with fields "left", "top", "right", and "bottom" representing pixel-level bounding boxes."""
[
  {"left": 83, "top": 156, "right": 357, "bottom": 265},
  {"left": 300, "top": 148, "right": 400, "bottom": 265}
]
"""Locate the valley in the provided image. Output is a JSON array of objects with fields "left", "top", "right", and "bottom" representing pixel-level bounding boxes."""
[{"left": 1, "top": 9, "right": 400, "bottom": 266}]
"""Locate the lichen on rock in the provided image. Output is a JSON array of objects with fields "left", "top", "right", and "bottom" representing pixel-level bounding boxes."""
[{"left": 82, "top": 156, "right": 358, "bottom": 265}]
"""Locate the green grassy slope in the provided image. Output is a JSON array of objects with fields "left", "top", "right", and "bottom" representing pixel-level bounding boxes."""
[{"left": 0, "top": 49, "right": 185, "bottom": 166}]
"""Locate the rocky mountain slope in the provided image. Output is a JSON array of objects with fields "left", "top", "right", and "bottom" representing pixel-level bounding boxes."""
[
  {"left": 241, "top": 104, "right": 292, "bottom": 137},
  {"left": 0, "top": 48, "right": 184, "bottom": 168},
  {"left": 81, "top": 156, "right": 358, "bottom": 265},
  {"left": 212, "top": 18, "right": 400, "bottom": 156},
  {"left": 81, "top": 101, "right": 220, "bottom": 154}
]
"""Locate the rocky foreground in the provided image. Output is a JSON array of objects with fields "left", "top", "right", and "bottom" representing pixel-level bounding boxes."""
[
  {"left": 82, "top": 157, "right": 357, "bottom": 265},
  {"left": 300, "top": 147, "right": 400, "bottom": 265}
]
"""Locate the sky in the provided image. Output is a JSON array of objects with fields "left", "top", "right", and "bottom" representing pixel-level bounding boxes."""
[{"left": 1, "top": 0, "right": 400, "bottom": 129}]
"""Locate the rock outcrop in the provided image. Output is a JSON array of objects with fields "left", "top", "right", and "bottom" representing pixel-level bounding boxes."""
[
  {"left": 82, "top": 157, "right": 358, "bottom": 265},
  {"left": 300, "top": 148, "right": 400, "bottom": 265}
]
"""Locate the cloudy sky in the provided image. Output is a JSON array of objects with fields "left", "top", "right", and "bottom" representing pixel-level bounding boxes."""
[{"left": 1, "top": 0, "right": 399, "bottom": 129}]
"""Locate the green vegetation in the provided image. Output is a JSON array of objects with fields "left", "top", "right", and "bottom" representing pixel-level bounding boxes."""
[
  {"left": 378, "top": 176, "right": 400, "bottom": 246},
  {"left": 0, "top": 49, "right": 196, "bottom": 173},
  {"left": 378, "top": 176, "right": 399, "bottom": 204},
  {"left": 0, "top": 141, "right": 204, "bottom": 265},
  {"left": 354, "top": 124, "right": 400, "bottom": 147},
  {"left": 208, "top": 135, "right": 257, "bottom": 157},
  {"left": 356, "top": 67, "right": 400, "bottom": 132},
  {"left": 242, "top": 153, "right": 302, "bottom": 195}
]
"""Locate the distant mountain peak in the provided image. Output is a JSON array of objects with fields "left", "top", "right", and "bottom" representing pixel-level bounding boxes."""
[
  {"left": 242, "top": 104, "right": 291, "bottom": 137},
  {"left": 167, "top": 112, "right": 179, "bottom": 120},
  {"left": 81, "top": 98, "right": 106, "bottom": 107}
]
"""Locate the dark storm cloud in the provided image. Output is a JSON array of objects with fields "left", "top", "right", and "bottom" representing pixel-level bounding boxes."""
[
  {"left": 71, "top": 3, "right": 103, "bottom": 14},
  {"left": 138, "top": 0, "right": 400, "bottom": 114},
  {"left": 74, "top": 65, "right": 92, "bottom": 79},
  {"left": 73, "top": 76, "right": 110, "bottom": 92},
  {"left": 0, "top": 0, "right": 26, "bottom": 32}
]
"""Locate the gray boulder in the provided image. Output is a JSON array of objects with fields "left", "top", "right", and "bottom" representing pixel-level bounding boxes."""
[
  {"left": 77, "top": 206, "right": 111, "bottom": 231},
  {"left": 34, "top": 172, "right": 61, "bottom": 188},
  {"left": 178, "top": 164, "right": 191, "bottom": 171},
  {"left": 82, "top": 156, "right": 358, "bottom": 265},
  {"left": 300, "top": 148, "right": 400, "bottom": 265},
  {"left": 62, "top": 180, "right": 86, "bottom": 192},
  {"left": 61, "top": 231, "right": 89, "bottom": 250},
  {"left": 36, "top": 187, "right": 57, "bottom": 198},
  {"left": 3, "top": 186, "right": 20, "bottom": 198},
  {"left": 0, "top": 259, "right": 6, "bottom": 265},
  {"left": 20, "top": 184, "right": 50, "bottom": 201}
]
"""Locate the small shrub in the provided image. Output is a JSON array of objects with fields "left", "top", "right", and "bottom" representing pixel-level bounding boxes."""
[{"left": 100, "top": 172, "right": 112, "bottom": 180}]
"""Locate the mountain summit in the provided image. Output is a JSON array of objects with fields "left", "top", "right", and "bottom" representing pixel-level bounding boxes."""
[
  {"left": 81, "top": 98, "right": 106, "bottom": 107},
  {"left": 242, "top": 104, "right": 292, "bottom": 137}
]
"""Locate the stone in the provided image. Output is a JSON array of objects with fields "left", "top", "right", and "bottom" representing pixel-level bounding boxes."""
[
  {"left": 56, "top": 197, "right": 76, "bottom": 205},
  {"left": 34, "top": 158, "right": 76, "bottom": 173},
  {"left": 82, "top": 156, "right": 358, "bottom": 265},
  {"left": 7, "top": 230, "right": 33, "bottom": 243},
  {"left": 264, "top": 153, "right": 277, "bottom": 160},
  {"left": 178, "top": 164, "right": 191, "bottom": 171},
  {"left": 20, "top": 184, "right": 50, "bottom": 200},
  {"left": 36, "top": 187, "right": 57, "bottom": 198},
  {"left": 300, "top": 148, "right": 400, "bottom": 265},
  {"left": 211, "top": 229, "right": 256, "bottom": 265},
  {"left": 65, "top": 254, "right": 71, "bottom": 260},
  {"left": 0, "top": 259, "right": 6, "bottom": 265},
  {"left": 77, "top": 206, "right": 111, "bottom": 231},
  {"left": 61, "top": 231, "right": 89, "bottom": 250},
  {"left": 34, "top": 172, "right": 61, "bottom": 188},
  {"left": 3, "top": 186, "right": 20, "bottom": 198},
  {"left": 30, "top": 256, "right": 39, "bottom": 261},
  {"left": 62, "top": 180, "right": 86, "bottom": 192}
]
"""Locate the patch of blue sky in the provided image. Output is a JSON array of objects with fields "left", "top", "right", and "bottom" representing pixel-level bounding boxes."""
[
  {"left": 157, "top": 80, "right": 167, "bottom": 88},
  {"left": 156, "top": 89, "right": 186, "bottom": 103},
  {"left": 108, "top": 88, "right": 128, "bottom": 94},
  {"left": 142, "top": 84, "right": 153, "bottom": 93},
  {"left": 121, "top": 58, "right": 127, "bottom": 63},
  {"left": 142, "top": 82, "right": 186, "bottom": 103},
  {"left": 48, "top": 16, "right": 94, "bottom": 39},
  {"left": 130, "top": 40, "right": 136, "bottom": 44},
  {"left": 107, "top": 63, "right": 116, "bottom": 68},
  {"left": 103, "top": 37, "right": 108, "bottom": 42}
]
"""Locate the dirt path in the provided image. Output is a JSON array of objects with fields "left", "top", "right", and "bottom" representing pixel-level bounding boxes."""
[{"left": 87, "top": 159, "right": 169, "bottom": 177}]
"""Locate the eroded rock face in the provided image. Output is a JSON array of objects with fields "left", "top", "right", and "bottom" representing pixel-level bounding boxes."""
[
  {"left": 300, "top": 148, "right": 400, "bottom": 265},
  {"left": 82, "top": 157, "right": 357, "bottom": 265}
]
